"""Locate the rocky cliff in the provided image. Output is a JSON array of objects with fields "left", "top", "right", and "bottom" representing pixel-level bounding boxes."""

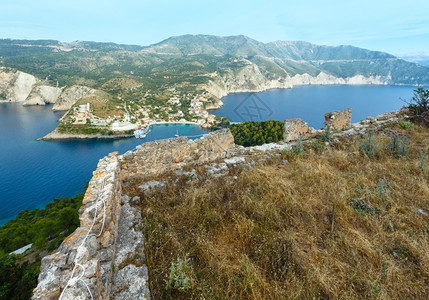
[
  {"left": 203, "top": 64, "right": 390, "bottom": 99},
  {"left": 52, "top": 86, "right": 96, "bottom": 111},
  {"left": 0, "top": 67, "right": 38, "bottom": 102},
  {"left": 23, "top": 86, "right": 63, "bottom": 106},
  {"left": 0, "top": 67, "right": 95, "bottom": 110}
]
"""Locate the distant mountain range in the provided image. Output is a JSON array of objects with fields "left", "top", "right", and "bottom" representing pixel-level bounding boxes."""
[
  {"left": 0, "top": 35, "right": 428, "bottom": 99},
  {"left": 397, "top": 52, "right": 429, "bottom": 67}
]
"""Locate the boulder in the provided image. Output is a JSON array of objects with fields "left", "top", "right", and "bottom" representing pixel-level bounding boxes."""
[
  {"left": 324, "top": 108, "right": 352, "bottom": 130},
  {"left": 283, "top": 118, "right": 309, "bottom": 142}
]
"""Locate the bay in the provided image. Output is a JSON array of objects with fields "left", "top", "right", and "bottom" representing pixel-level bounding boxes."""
[
  {"left": 0, "top": 103, "right": 207, "bottom": 225},
  {"left": 212, "top": 85, "right": 420, "bottom": 128}
]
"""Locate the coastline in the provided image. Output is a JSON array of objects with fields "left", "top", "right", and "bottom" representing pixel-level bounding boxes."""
[
  {"left": 149, "top": 120, "right": 203, "bottom": 126},
  {"left": 38, "top": 122, "right": 208, "bottom": 141},
  {"left": 38, "top": 128, "right": 134, "bottom": 141}
]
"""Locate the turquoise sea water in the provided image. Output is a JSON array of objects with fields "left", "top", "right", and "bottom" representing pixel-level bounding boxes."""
[{"left": 0, "top": 85, "right": 421, "bottom": 225}]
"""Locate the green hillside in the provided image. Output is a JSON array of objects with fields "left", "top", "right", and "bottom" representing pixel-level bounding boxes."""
[{"left": 1, "top": 35, "right": 428, "bottom": 89}]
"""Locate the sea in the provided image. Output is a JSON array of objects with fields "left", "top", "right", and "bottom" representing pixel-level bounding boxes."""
[
  {"left": 212, "top": 85, "right": 419, "bottom": 128},
  {"left": 0, "top": 85, "right": 420, "bottom": 225}
]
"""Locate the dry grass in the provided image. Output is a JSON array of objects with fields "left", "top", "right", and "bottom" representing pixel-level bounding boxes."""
[
  {"left": 74, "top": 90, "right": 124, "bottom": 118},
  {"left": 133, "top": 124, "right": 429, "bottom": 299}
]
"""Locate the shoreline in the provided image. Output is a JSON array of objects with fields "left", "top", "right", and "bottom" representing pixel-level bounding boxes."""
[
  {"left": 149, "top": 120, "right": 203, "bottom": 126},
  {"left": 38, "top": 122, "right": 209, "bottom": 141},
  {"left": 210, "top": 83, "right": 423, "bottom": 101},
  {"left": 38, "top": 128, "right": 134, "bottom": 141}
]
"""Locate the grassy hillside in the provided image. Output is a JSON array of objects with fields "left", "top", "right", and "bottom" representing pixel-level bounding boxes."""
[{"left": 128, "top": 121, "right": 429, "bottom": 299}]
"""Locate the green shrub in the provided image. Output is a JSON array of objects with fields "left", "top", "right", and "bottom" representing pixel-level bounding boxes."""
[
  {"left": 399, "top": 121, "right": 414, "bottom": 130},
  {"left": 388, "top": 132, "right": 409, "bottom": 158},
  {"left": 293, "top": 134, "right": 305, "bottom": 156},
  {"left": 406, "top": 88, "right": 429, "bottom": 124},
  {"left": 360, "top": 131, "right": 377, "bottom": 159},
  {"left": 349, "top": 198, "right": 381, "bottom": 216},
  {"left": 320, "top": 125, "right": 332, "bottom": 143},
  {"left": 167, "top": 256, "right": 191, "bottom": 292},
  {"left": 418, "top": 149, "right": 428, "bottom": 172},
  {"left": 376, "top": 178, "right": 388, "bottom": 203},
  {"left": 309, "top": 139, "right": 326, "bottom": 152}
]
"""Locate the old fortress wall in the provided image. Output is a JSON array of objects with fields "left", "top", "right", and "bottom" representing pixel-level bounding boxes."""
[{"left": 32, "top": 129, "right": 238, "bottom": 300}]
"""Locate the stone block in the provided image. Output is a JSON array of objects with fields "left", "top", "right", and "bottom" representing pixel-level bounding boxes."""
[
  {"left": 283, "top": 118, "right": 309, "bottom": 142},
  {"left": 324, "top": 108, "right": 352, "bottom": 130}
]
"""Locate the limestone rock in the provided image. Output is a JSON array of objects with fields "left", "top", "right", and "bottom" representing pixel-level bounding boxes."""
[
  {"left": 224, "top": 156, "right": 245, "bottom": 165},
  {"left": 324, "top": 108, "right": 352, "bottom": 130},
  {"left": 23, "top": 85, "right": 63, "bottom": 106},
  {"left": 139, "top": 180, "right": 166, "bottom": 194},
  {"left": 283, "top": 118, "right": 309, "bottom": 142},
  {"left": 206, "top": 163, "right": 229, "bottom": 177},
  {"left": 375, "top": 111, "right": 398, "bottom": 121},
  {"left": 112, "top": 265, "right": 150, "bottom": 300},
  {"left": 53, "top": 85, "right": 96, "bottom": 111},
  {"left": 0, "top": 68, "right": 38, "bottom": 102}
]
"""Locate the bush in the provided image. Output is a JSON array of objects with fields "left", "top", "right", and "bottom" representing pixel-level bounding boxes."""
[
  {"left": 349, "top": 198, "right": 381, "bottom": 216},
  {"left": 376, "top": 178, "right": 388, "bottom": 203},
  {"left": 387, "top": 132, "right": 409, "bottom": 158},
  {"left": 320, "top": 125, "right": 332, "bottom": 143},
  {"left": 360, "top": 131, "right": 377, "bottom": 159},
  {"left": 167, "top": 257, "right": 191, "bottom": 292},
  {"left": 418, "top": 149, "right": 428, "bottom": 172},
  {"left": 293, "top": 134, "right": 305, "bottom": 156},
  {"left": 405, "top": 88, "right": 429, "bottom": 124},
  {"left": 399, "top": 121, "right": 414, "bottom": 130}
]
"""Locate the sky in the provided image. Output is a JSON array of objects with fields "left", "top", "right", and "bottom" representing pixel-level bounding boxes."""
[{"left": 1, "top": 0, "right": 428, "bottom": 55}]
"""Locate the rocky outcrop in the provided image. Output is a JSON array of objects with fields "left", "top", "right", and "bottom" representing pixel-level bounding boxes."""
[
  {"left": 53, "top": 86, "right": 96, "bottom": 111},
  {"left": 23, "top": 86, "right": 63, "bottom": 106},
  {"left": 324, "top": 108, "right": 352, "bottom": 130},
  {"left": 0, "top": 68, "right": 93, "bottom": 109},
  {"left": 283, "top": 118, "right": 309, "bottom": 142},
  {"left": 203, "top": 62, "right": 390, "bottom": 99},
  {"left": 203, "top": 64, "right": 293, "bottom": 99},
  {"left": 0, "top": 67, "right": 38, "bottom": 102}
]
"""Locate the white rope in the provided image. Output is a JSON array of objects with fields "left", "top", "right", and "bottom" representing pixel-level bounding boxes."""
[{"left": 59, "top": 177, "right": 107, "bottom": 300}]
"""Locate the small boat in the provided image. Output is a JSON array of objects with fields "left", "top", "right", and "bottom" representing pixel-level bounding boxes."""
[
  {"left": 174, "top": 129, "right": 179, "bottom": 137},
  {"left": 134, "top": 126, "right": 151, "bottom": 139}
]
